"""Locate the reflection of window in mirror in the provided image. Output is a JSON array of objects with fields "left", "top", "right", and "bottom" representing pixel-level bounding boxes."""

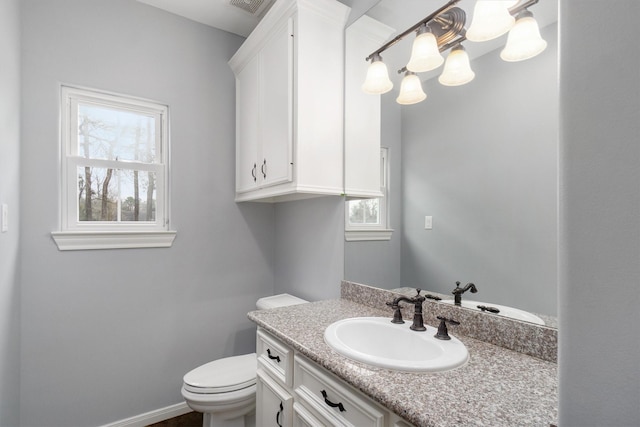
[{"left": 345, "top": 147, "right": 393, "bottom": 241}]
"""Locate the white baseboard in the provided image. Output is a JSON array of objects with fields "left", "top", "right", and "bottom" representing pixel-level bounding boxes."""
[{"left": 100, "top": 402, "right": 193, "bottom": 427}]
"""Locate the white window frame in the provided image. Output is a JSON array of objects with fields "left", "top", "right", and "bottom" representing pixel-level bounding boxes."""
[
  {"left": 345, "top": 147, "right": 393, "bottom": 241},
  {"left": 52, "top": 85, "right": 176, "bottom": 250}
]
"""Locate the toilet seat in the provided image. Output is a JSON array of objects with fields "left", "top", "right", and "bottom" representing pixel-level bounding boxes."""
[{"left": 183, "top": 353, "right": 257, "bottom": 394}]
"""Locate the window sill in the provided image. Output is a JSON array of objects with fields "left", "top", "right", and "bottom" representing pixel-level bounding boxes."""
[
  {"left": 51, "top": 230, "right": 177, "bottom": 251},
  {"left": 345, "top": 229, "right": 393, "bottom": 242}
]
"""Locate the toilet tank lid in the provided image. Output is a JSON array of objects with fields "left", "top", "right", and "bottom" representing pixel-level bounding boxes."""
[
  {"left": 256, "top": 293, "right": 308, "bottom": 310},
  {"left": 183, "top": 353, "right": 256, "bottom": 392}
]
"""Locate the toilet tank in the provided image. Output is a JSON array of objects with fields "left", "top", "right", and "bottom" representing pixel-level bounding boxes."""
[{"left": 256, "top": 293, "right": 308, "bottom": 310}]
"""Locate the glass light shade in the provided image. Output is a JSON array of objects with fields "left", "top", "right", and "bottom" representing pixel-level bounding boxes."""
[
  {"left": 406, "top": 29, "right": 444, "bottom": 73},
  {"left": 438, "top": 46, "right": 475, "bottom": 86},
  {"left": 362, "top": 55, "right": 393, "bottom": 94},
  {"left": 396, "top": 72, "right": 426, "bottom": 105},
  {"left": 500, "top": 12, "right": 548, "bottom": 62},
  {"left": 466, "top": 1, "right": 516, "bottom": 42}
]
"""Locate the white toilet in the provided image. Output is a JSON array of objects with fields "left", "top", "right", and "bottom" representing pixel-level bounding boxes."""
[{"left": 181, "top": 294, "right": 307, "bottom": 427}]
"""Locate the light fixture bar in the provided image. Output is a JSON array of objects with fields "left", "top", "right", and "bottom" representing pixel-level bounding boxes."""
[
  {"left": 439, "top": 35, "right": 467, "bottom": 54},
  {"left": 508, "top": 0, "right": 540, "bottom": 16},
  {"left": 365, "top": 0, "right": 461, "bottom": 62}
]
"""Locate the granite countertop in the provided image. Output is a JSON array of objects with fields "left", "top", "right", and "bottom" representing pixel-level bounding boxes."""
[{"left": 248, "top": 299, "right": 558, "bottom": 427}]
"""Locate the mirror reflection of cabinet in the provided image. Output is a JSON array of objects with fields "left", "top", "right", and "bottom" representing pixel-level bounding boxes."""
[
  {"left": 344, "top": 16, "right": 395, "bottom": 199},
  {"left": 229, "top": 0, "right": 349, "bottom": 203}
]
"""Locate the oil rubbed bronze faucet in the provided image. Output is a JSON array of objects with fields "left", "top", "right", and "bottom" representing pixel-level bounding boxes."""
[
  {"left": 452, "top": 281, "right": 478, "bottom": 306},
  {"left": 387, "top": 288, "right": 427, "bottom": 331}
]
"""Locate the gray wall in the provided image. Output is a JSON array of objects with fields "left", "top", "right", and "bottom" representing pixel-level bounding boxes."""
[
  {"left": 0, "top": 0, "right": 21, "bottom": 425},
  {"left": 274, "top": 197, "right": 344, "bottom": 301},
  {"left": 399, "top": 24, "right": 558, "bottom": 316},
  {"left": 559, "top": 1, "right": 640, "bottom": 425},
  {"left": 344, "top": 96, "right": 402, "bottom": 288},
  {"left": 19, "top": 1, "right": 275, "bottom": 426}
]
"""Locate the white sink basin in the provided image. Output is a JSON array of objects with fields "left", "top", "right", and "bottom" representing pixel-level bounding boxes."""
[
  {"left": 440, "top": 300, "right": 545, "bottom": 325},
  {"left": 324, "top": 317, "right": 468, "bottom": 372}
]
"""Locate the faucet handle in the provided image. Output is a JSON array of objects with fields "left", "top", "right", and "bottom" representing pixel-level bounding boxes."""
[
  {"left": 434, "top": 316, "right": 461, "bottom": 340},
  {"left": 386, "top": 301, "right": 405, "bottom": 324},
  {"left": 477, "top": 305, "right": 500, "bottom": 314}
]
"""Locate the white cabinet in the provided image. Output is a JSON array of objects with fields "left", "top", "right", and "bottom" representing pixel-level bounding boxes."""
[
  {"left": 229, "top": 0, "right": 350, "bottom": 202},
  {"left": 344, "top": 15, "right": 395, "bottom": 199},
  {"left": 255, "top": 328, "right": 416, "bottom": 427}
]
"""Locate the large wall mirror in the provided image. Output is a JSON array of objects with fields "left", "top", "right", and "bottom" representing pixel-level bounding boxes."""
[{"left": 344, "top": 0, "right": 559, "bottom": 328}]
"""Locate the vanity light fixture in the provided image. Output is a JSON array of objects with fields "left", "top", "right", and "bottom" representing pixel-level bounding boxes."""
[
  {"left": 362, "top": 53, "right": 393, "bottom": 94},
  {"left": 406, "top": 24, "right": 444, "bottom": 73},
  {"left": 438, "top": 45, "right": 475, "bottom": 86},
  {"left": 396, "top": 70, "right": 427, "bottom": 105},
  {"left": 500, "top": 10, "right": 547, "bottom": 61},
  {"left": 466, "top": 1, "right": 517, "bottom": 42},
  {"left": 361, "top": 0, "right": 546, "bottom": 105}
]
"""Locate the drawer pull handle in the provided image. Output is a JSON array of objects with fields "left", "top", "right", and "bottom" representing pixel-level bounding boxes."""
[
  {"left": 276, "top": 401, "right": 284, "bottom": 427},
  {"left": 251, "top": 163, "right": 257, "bottom": 182},
  {"left": 266, "top": 349, "right": 281, "bottom": 363},
  {"left": 321, "top": 390, "right": 346, "bottom": 412}
]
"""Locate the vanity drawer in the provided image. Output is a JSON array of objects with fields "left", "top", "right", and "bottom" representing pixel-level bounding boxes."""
[
  {"left": 257, "top": 328, "right": 294, "bottom": 387},
  {"left": 294, "top": 354, "right": 386, "bottom": 427}
]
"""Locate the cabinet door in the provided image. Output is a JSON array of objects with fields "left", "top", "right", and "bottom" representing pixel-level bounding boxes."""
[
  {"left": 258, "top": 17, "right": 294, "bottom": 188},
  {"left": 236, "top": 54, "right": 260, "bottom": 193},
  {"left": 257, "top": 370, "right": 293, "bottom": 427}
]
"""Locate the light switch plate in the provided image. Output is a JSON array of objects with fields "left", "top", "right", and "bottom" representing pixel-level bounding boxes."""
[
  {"left": 424, "top": 215, "right": 432, "bottom": 230},
  {"left": 1, "top": 204, "right": 8, "bottom": 232}
]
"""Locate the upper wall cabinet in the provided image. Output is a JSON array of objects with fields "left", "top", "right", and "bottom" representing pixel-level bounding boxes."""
[{"left": 229, "top": 0, "right": 350, "bottom": 203}]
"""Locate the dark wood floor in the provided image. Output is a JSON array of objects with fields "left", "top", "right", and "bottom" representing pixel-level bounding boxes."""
[{"left": 146, "top": 411, "right": 203, "bottom": 427}]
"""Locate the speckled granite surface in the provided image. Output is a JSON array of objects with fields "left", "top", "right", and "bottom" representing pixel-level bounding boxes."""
[
  {"left": 248, "top": 298, "right": 558, "bottom": 427},
  {"left": 344, "top": 281, "right": 558, "bottom": 363}
]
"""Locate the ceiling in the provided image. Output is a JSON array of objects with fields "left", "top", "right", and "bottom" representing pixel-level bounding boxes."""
[
  {"left": 136, "top": 0, "right": 558, "bottom": 70},
  {"left": 136, "top": 0, "right": 277, "bottom": 37},
  {"left": 137, "top": 0, "right": 557, "bottom": 40}
]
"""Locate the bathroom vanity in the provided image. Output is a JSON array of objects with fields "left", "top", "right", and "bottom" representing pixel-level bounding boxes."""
[
  {"left": 248, "top": 283, "right": 558, "bottom": 427},
  {"left": 255, "top": 328, "right": 409, "bottom": 426}
]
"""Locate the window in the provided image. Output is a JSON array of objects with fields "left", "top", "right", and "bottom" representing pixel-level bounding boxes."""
[
  {"left": 52, "top": 86, "right": 176, "bottom": 250},
  {"left": 345, "top": 147, "right": 393, "bottom": 241}
]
